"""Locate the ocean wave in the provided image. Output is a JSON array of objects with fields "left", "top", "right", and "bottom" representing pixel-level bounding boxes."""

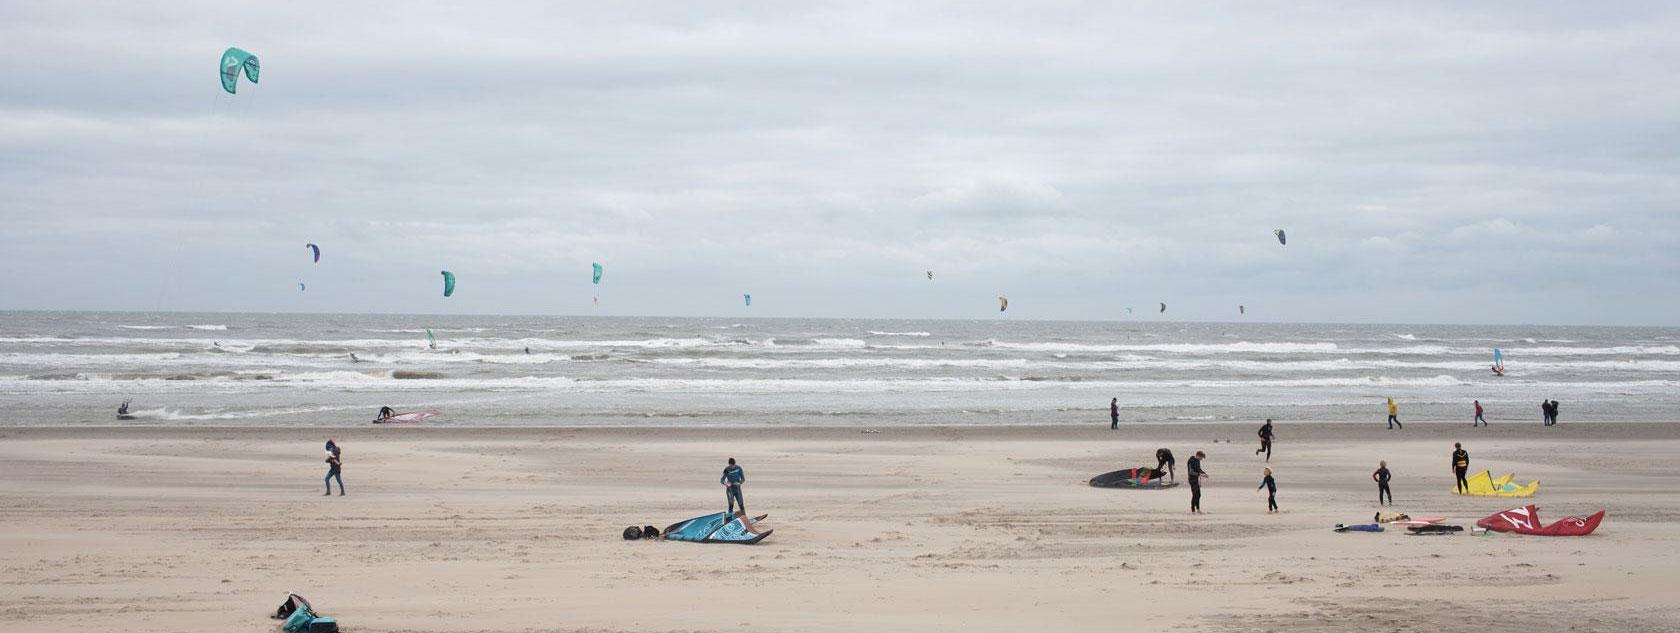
[
  {"left": 982, "top": 340, "right": 1342, "bottom": 354},
  {"left": 188, "top": 324, "right": 228, "bottom": 331},
  {"left": 868, "top": 331, "right": 932, "bottom": 337},
  {"left": 117, "top": 325, "right": 174, "bottom": 330}
]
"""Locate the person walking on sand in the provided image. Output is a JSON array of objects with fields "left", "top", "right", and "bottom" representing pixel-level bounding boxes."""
[
  {"left": 1255, "top": 419, "right": 1274, "bottom": 462},
  {"left": 1110, "top": 397, "right": 1119, "bottom": 430},
  {"left": 1473, "top": 400, "right": 1487, "bottom": 427},
  {"left": 323, "top": 440, "right": 344, "bottom": 496},
  {"left": 1258, "top": 467, "right": 1277, "bottom": 513},
  {"left": 1451, "top": 443, "right": 1470, "bottom": 494},
  {"left": 1386, "top": 398, "right": 1402, "bottom": 430},
  {"left": 721, "top": 457, "right": 746, "bottom": 516},
  {"left": 1187, "top": 451, "right": 1209, "bottom": 513},
  {"left": 1156, "top": 447, "right": 1176, "bottom": 481},
  {"left": 1373, "top": 461, "right": 1392, "bottom": 505}
]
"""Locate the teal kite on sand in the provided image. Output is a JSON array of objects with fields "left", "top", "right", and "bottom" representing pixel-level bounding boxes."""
[
  {"left": 220, "top": 48, "right": 260, "bottom": 94},
  {"left": 440, "top": 271, "right": 455, "bottom": 297}
]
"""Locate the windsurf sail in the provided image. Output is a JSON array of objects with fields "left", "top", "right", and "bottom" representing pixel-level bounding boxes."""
[
  {"left": 306, "top": 243, "right": 320, "bottom": 263},
  {"left": 425, "top": 328, "right": 437, "bottom": 349},
  {"left": 440, "top": 270, "right": 455, "bottom": 297},
  {"left": 662, "top": 512, "right": 772, "bottom": 544},
  {"left": 1493, "top": 348, "right": 1505, "bottom": 375},
  {"left": 220, "top": 47, "right": 260, "bottom": 94},
  {"left": 592, "top": 262, "right": 602, "bottom": 284},
  {"left": 1477, "top": 505, "right": 1604, "bottom": 536}
]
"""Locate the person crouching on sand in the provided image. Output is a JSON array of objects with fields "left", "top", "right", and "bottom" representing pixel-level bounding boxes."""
[
  {"left": 324, "top": 440, "right": 344, "bottom": 496},
  {"left": 1156, "top": 448, "right": 1176, "bottom": 481},
  {"left": 1257, "top": 467, "right": 1277, "bottom": 513}
]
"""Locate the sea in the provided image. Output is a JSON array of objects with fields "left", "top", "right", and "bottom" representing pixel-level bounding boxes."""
[{"left": 1, "top": 311, "right": 1676, "bottom": 427}]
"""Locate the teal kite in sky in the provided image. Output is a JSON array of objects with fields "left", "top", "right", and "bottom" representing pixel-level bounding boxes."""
[
  {"left": 743, "top": 294, "right": 752, "bottom": 307},
  {"left": 220, "top": 48, "right": 260, "bottom": 95},
  {"left": 440, "top": 271, "right": 455, "bottom": 297},
  {"left": 592, "top": 262, "right": 603, "bottom": 284}
]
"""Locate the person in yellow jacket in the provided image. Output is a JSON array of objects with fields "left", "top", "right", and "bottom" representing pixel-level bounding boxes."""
[{"left": 1386, "top": 398, "right": 1402, "bottom": 430}]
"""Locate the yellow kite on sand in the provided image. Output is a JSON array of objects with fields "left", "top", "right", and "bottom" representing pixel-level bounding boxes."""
[{"left": 1452, "top": 471, "right": 1538, "bottom": 497}]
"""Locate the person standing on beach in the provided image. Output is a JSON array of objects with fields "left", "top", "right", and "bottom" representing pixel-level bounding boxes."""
[
  {"left": 323, "top": 440, "right": 344, "bottom": 496},
  {"left": 1187, "top": 451, "right": 1208, "bottom": 513},
  {"left": 1549, "top": 400, "right": 1560, "bottom": 426},
  {"left": 1255, "top": 419, "right": 1274, "bottom": 462},
  {"left": 1473, "top": 400, "right": 1487, "bottom": 427},
  {"left": 721, "top": 458, "right": 746, "bottom": 516},
  {"left": 1110, "top": 398, "right": 1119, "bottom": 430},
  {"left": 1257, "top": 467, "right": 1277, "bottom": 513},
  {"left": 1156, "top": 447, "right": 1176, "bottom": 481},
  {"left": 1451, "top": 443, "right": 1470, "bottom": 494},
  {"left": 1541, "top": 400, "right": 1553, "bottom": 426},
  {"left": 1386, "top": 399, "right": 1402, "bottom": 430},
  {"left": 1373, "top": 461, "right": 1392, "bottom": 505}
]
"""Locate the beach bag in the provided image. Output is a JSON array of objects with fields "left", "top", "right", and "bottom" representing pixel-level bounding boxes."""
[
  {"left": 308, "top": 616, "right": 339, "bottom": 633},
  {"left": 282, "top": 606, "right": 317, "bottom": 633},
  {"left": 623, "top": 525, "right": 644, "bottom": 540},
  {"left": 273, "top": 593, "right": 313, "bottom": 620},
  {"left": 642, "top": 525, "right": 660, "bottom": 538}
]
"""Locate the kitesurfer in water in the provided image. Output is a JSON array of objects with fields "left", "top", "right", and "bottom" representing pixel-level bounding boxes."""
[
  {"left": 376, "top": 406, "right": 394, "bottom": 422},
  {"left": 117, "top": 399, "right": 130, "bottom": 417},
  {"left": 1257, "top": 467, "right": 1277, "bottom": 513},
  {"left": 1473, "top": 400, "right": 1486, "bottom": 427},
  {"left": 324, "top": 440, "right": 344, "bottom": 496},
  {"left": 1385, "top": 398, "right": 1401, "bottom": 430},
  {"left": 721, "top": 458, "right": 746, "bottom": 516},
  {"left": 1187, "top": 451, "right": 1208, "bottom": 513},
  {"left": 1255, "top": 419, "right": 1274, "bottom": 462},
  {"left": 1110, "top": 398, "right": 1119, "bottom": 430},
  {"left": 1155, "top": 448, "right": 1176, "bottom": 481},
  {"left": 1373, "top": 461, "right": 1392, "bottom": 505},
  {"left": 1451, "top": 443, "right": 1470, "bottom": 494}
]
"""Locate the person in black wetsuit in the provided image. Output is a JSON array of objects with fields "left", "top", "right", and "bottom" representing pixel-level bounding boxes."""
[
  {"left": 1187, "top": 451, "right": 1208, "bottom": 513},
  {"left": 1257, "top": 467, "right": 1277, "bottom": 513},
  {"left": 1255, "top": 419, "right": 1274, "bottom": 462},
  {"left": 117, "top": 399, "right": 130, "bottom": 416},
  {"left": 1373, "top": 460, "right": 1392, "bottom": 505},
  {"left": 1110, "top": 398, "right": 1119, "bottom": 430},
  {"left": 1451, "top": 443, "right": 1470, "bottom": 494},
  {"left": 377, "top": 406, "right": 395, "bottom": 422},
  {"left": 1549, "top": 400, "right": 1559, "bottom": 426},
  {"left": 1155, "top": 448, "right": 1176, "bottom": 481}
]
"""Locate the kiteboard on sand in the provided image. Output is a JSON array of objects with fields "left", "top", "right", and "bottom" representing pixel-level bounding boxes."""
[
  {"left": 373, "top": 409, "right": 440, "bottom": 424},
  {"left": 1405, "top": 524, "right": 1465, "bottom": 536},
  {"left": 1089, "top": 466, "right": 1178, "bottom": 489}
]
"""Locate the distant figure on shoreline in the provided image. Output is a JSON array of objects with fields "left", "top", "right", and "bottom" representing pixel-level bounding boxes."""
[
  {"left": 1257, "top": 467, "right": 1277, "bottom": 513},
  {"left": 1386, "top": 398, "right": 1402, "bottom": 430},
  {"left": 1473, "top": 400, "right": 1486, "bottom": 427},
  {"left": 1255, "top": 419, "right": 1274, "bottom": 462},
  {"left": 324, "top": 440, "right": 344, "bottom": 496},
  {"left": 721, "top": 457, "right": 746, "bottom": 516},
  {"left": 1156, "top": 448, "right": 1176, "bottom": 481},
  {"left": 1373, "top": 461, "right": 1392, "bottom": 505},
  {"left": 1188, "top": 451, "right": 1208, "bottom": 513},
  {"left": 1548, "top": 400, "right": 1560, "bottom": 426},
  {"left": 1451, "top": 443, "right": 1470, "bottom": 494},
  {"left": 1110, "top": 398, "right": 1119, "bottom": 430},
  {"left": 1541, "top": 400, "right": 1553, "bottom": 426}
]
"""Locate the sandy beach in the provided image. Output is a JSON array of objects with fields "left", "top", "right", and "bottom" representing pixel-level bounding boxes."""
[{"left": 3, "top": 422, "right": 1678, "bottom": 632}]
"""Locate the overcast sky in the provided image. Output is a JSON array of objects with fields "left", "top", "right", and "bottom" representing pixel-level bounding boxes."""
[{"left": 2, "top": 2, "right": 1677, "bottom": 324}]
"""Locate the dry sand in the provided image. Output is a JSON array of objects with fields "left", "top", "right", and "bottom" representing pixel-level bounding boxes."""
[{"left": 3, "top": 422, "right": 1679, "bottom": 632}]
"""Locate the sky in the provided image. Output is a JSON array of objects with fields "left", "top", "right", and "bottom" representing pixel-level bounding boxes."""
[{"left": 2, "top": 2, "right": 1677, "bottom": 324}]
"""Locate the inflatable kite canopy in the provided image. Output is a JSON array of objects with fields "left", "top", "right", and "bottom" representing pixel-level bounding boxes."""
[
  {"left": 663, "top": 512, "right": 771, "bottom": 544},
  {"left": 1089, "top": 466, "right": 1177, "bottom": 489},
  {"left": 1452, "top": 471, "right": 1538, "bottom": 497},
  {"left": 1477, "top": 505, "right": 1604, "bottom": 536}
]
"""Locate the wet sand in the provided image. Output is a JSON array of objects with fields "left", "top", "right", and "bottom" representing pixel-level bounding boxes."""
[{"left": 3, "top": 422, "right": 1678, "bottom": 632}]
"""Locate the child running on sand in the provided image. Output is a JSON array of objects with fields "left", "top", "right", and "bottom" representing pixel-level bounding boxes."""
[
  {"left": 1258, "top": 467, "right": 1277, "bottom": 513},
  {"left": 1255, "top": 419, "right": 1274, "bottom": 462}
]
